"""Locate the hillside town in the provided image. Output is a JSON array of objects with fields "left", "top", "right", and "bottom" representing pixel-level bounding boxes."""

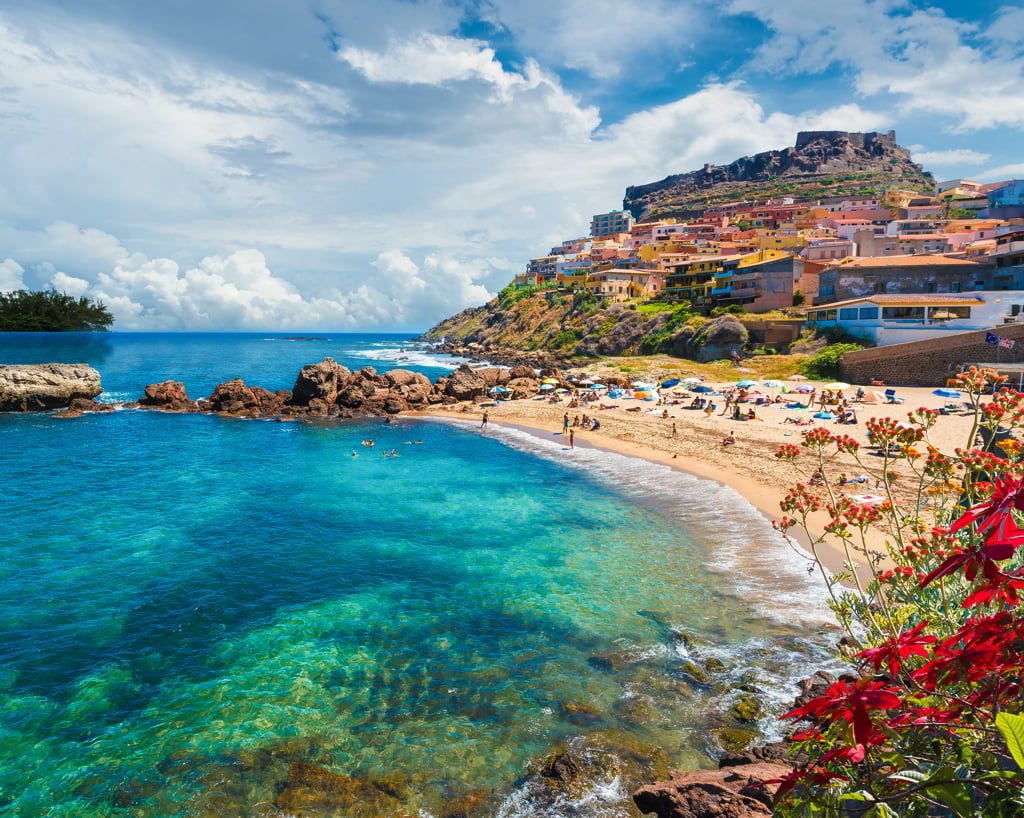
[{"left": 513, "top": 177, "right": 1024, "bottom": 349}]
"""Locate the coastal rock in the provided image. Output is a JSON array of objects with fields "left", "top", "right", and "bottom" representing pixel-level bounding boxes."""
[
  {"left": 729, "top": 693, "right": 763, "bottom": 723},
  {"left": 290, "top": 357, "right": 351, "bottom": 406},
  {"left": 793, "top": 671, "right": 836, "bottom": 709},
  {"left": 207, "top": 379, "right": 259, "bottom": 415},
  {"left": 632, "top": 763, "right": 791, "bottom": 818},
  {"left": 384, "top": 368, "right": 425, "bottom": 388},
  {"left": 139, "top": 380, "right": 197, "bottom": 411},
  {"left": 445, "top": 365, "right": 487, "bottom": 401},
  {"left": 0, "top": 363, "right": 102, "bottom": 411},
  {"left": 507, "top": 377, "right": 540, "bottom": 398},
  {"left": 509, "top": 364, "right": 535, "bottom": 380}
]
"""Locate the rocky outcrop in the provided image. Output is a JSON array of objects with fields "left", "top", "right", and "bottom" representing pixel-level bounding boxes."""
[
  {"left": 290, "top": 357, "right": 352, "bottom": 406},
  {"left": 632, "top": 762, "right": 790, "bottom": 818},
  {"left": 0, "top": 363, "right": 103, "bottom": 411},
  {"left": 692, "top": 315, "right": 748, "bottom": 362},
  {"left": 624, "top": 130, "right": 933, "bottom": 219},
  {"left": 139, "top": 380, "right": 196, "bottom": 412}
]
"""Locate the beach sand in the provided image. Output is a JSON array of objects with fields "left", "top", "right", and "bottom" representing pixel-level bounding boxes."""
[{"left": 419, "top": 381, "right": 980, "bottom": 580}]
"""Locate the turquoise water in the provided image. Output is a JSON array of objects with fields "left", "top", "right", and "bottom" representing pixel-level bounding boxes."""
[{"left": 0, "top": 334, "right": 832, "bottom": 816}]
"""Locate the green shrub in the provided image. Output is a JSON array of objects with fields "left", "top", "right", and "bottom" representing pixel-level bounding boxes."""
[
  {"left": 792, "top": 289, "right": 806, "bottom": 306},
  {"left": 710, "top": 305, "right": 745, "bottom": 317},
  {"left": 799, "top": 342, "right": 863, "bottom": 379},
  {"left": 551, "top": 329, "right": 580, "bottom": 349},
  {"left": 497, "top": 281, "right": 558, "bottom": 307}
]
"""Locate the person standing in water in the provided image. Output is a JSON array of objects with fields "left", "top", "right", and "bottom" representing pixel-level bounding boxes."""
[
  {"left": 481, "top": 410, "right": 489, "bottom": 428},
  {"left": 569, "top": 428, "right": 575, "bottom": 449},
  {"left": 562, "top": 413, "right": 569, "bottom": 434}
]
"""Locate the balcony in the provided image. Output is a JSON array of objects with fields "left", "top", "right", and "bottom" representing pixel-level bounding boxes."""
[{"left": 711, "top": 287, "right": 732, "bottom": 296}]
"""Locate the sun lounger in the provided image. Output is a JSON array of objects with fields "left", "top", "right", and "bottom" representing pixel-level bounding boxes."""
[{"left": 884, "top": 389, "right": 904, "bottom": 404}]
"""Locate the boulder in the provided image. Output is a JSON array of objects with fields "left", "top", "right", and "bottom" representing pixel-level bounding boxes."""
[
  {"left": 68, "top": 397, "right": 115, "bottom": 413},
  {"left": 272, "top": 762, "right": 411, "bottom": 817},
  {"left": 207, "top": 379, "right": 258, "bottom": 415},
  {"left": 290, "top": 357, "right": 351, "bottom": 406},
  {"left": 632, "top": 763, "right": 791, "bottom": 818},
  {"left": 251, "top": 387, "right": 287, "bottom": 415},
  {"left": 384, "top": 368, "right": 423, "bottom": 387},
  {"left": 0, "top": 363, "right": 102, "bottom": 411},
  {"left": 507, "top": 377, "right": 540, "bottom": 398},
  {"left": 139, "top": 380, "right": 197, "bottom": 411},
  {"left": 510, "top": 364, "right": 536, "bottom": 380},
  {"left": 693, "top": 316, "right": 749, "bottom": 363},
  {"left": 793, "top": 671, "right": 836, "bottom": 709},
  {"left": 445, "top": 365, "right": 487, "bottom": 401}
]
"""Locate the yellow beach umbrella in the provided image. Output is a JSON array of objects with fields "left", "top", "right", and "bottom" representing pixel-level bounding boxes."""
[
  {"left": 542, "top": 378, "right": 559, "bottom": 385},
  {"left": 826, "top": 382, "right": 851, "bottom": 391}
]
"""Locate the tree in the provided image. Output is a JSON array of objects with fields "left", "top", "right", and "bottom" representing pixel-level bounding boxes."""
[{"left": 0, "top": 290, "right": 114, "bottom": 331}]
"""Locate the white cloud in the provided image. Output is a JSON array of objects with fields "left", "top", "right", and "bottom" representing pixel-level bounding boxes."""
[
  {"left": 50, "top": 271, "right": 91, "bottom": 297},
  {"left": 911, "top": 148, "right": 991, "bottom": 167},
  {"left": 729, "top": 0, "right": 1024, "bottom": 131},
  {"left": 979, "top": 163, "right": 1024, "bottom": 182},
  {"left": 0, "top": 259, "right": 26, "bottom": 293},
  {"left": 481, "top": 0, "right": 702, "bottom": 79}
]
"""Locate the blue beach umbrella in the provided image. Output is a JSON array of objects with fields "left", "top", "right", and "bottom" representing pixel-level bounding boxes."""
[
  {"left": 762, "top": 380, "right": 784, "bottom": 388},
  {"left": 692, "top": 385, "right": 714, "bottom": 394},
  {"left": 539, "top": 384, "right": 554, "bottom": 391},
  {"left": 590, "top": 384, "right": 607, "bottom": 390},
  {"left": 660, "top": 378, "right": 680, "bottom": 388},
  {"left": 933, "top": 388, "right": 961, "bottom": 398},
  {"left": 736, "top": 379, "right": 757, "bottom": 388},
  {"left": 488, "top": 386, "right": 509, "bottom": 393}
]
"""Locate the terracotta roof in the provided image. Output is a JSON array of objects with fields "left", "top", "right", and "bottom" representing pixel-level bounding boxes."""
[
  {"left": 810, "top": 294, "right": 986, "bottom": 310},
  {"left": 828, "top": 254, "right": 984, "bottom": 268}
]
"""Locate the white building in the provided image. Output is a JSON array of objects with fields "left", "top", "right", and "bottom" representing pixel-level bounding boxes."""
[
  {"left": 590, "top": 210, "right": 634, "bottom": 238},
  {"left": 805, "top": 292, "right": 1024, "bottom": 346}
]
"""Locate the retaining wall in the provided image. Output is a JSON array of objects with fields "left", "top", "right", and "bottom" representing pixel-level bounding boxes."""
[{"left": 841, "top": 323, "right": 1024, "bottom": 386}]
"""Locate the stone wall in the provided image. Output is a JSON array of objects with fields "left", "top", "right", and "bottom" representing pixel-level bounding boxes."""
[{"left": 841, "top": 323, "right": 1024, "bottom": 386}]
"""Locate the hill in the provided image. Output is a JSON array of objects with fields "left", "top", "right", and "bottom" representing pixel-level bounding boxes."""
[
  {"left": 424, "top": 288, "right": 772, "bottom": 363},
  {"left": 623, "top": 130, "right": 933, "bottom": 220}
]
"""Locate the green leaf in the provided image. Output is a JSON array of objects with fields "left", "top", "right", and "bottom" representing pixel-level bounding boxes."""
[
  {"left": 929, "top": 766, "right": 972, "bottom": 817},
  {"left": 997, "top": 712, "right": 1024, "bottom": 769}
]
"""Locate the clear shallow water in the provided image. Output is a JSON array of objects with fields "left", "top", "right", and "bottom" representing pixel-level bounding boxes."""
[{"left": 0, "top": 334, "right": 834, "bottom": 817}]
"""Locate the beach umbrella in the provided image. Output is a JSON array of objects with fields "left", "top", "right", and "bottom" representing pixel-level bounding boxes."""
[
  {"left": 539, "top": 384, "right": 554, "bottom": 391},
  {"left": 933, "top": 388, "right": 961, "bottom": 398},
  {"left": 542, "top": 377, "right": 559, "bottom": 385},
  {"left": 660, "top": 378, "right": 680, "bottom": 388},
  {"left": 736, "top": 379, "right": 757, "bottom": 388},
  {"left": 795, "top": 385, "right": 814, "bottom": 393},
  {"left": 762, "top": 380, "right": 783, "bottom": 388},
  {"left": 682, "top": 377, "right": 703, "bottom": 385},
  {"left": 555, "top": 388, "right": 569, "bottom": 393},
  {"left": 788, "top": 375, "right": 808, "bottom": 381},
  {"left": 692, "top": 385, "right": 714, "bottom": 394},
  {"left": 825, "top": 382, "right": 851, "bottom": 391},
  {"left": 590, "top": 383, "right": 607, "bottom": 390},
  {"left": 631, "top": 381, "right": 656, "bottom": 390},
  {"left": 579, "top": 378, "right": 594, "bottom": 385},
  {"left": 488, "top": 386, "right": 509, "bottom": 393}
]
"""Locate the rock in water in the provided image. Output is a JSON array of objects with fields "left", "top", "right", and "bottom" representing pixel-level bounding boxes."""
[
  {"left": 0, "top": 363, "right": 102, "bottom": 411},
  {"left": 290, "top": 357, "right": 352, "bottom": 406},
  {"left": 138, "top": 380, "right": 196, "bottom": 412},
  {"left": 633, "top": 763, "right": 791, "bottom": 817}
]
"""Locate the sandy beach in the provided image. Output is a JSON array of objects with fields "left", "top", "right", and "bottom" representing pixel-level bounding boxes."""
[{"left": 421, "top": 379, "right": 980, "bottom": 579}]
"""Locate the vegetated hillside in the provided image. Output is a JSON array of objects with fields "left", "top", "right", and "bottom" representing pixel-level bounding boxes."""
[
  {"left": 624, "top": 130, "right": 934, "bottom": 220},
  {"left": 424, "top": 289, "right": 754, "bottom": 362}
]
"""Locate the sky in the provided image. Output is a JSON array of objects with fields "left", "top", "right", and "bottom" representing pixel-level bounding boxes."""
[{"left": 0, "top": 0, "right": 1022, "bottom": 331}]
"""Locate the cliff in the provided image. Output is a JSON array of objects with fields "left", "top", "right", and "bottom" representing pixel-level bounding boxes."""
[
  {"left": 423, "top": 291, "right": 750, "bottom": 362},
  {"left": 624, "top": 130, "right": 933, "bottom": 219}
]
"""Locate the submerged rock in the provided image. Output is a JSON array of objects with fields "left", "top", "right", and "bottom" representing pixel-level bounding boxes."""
[
  {"left": 729, "top": 694, "right": 763, "bottom": 723},
  {"left": 273, "top": 762, "right": 415, "bottom": 818},
  {"left": 0, "top": 363, "right": 102, "bottom": 411},
  {"left": 714, "top": 727, "right": 759, "bottom": 754}
]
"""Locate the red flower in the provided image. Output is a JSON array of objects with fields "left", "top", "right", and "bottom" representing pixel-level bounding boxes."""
[
  {"left": 857, "top": 622, "right": 936, "bottom": 674},
  {"left": 768, "top": 767, "right": 848, "bottom": 801},
  {"left": 785, "top": 678, "right": 902, "bottom": 751}
]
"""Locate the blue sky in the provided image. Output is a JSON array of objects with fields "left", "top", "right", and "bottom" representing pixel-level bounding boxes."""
[{"left": 0, "top": 0, "right": 1021, "bottom": 330}]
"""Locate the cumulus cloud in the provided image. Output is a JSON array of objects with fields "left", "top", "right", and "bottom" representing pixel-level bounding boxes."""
[
  {"left": 729, "top": 0, "right": 1024, "bottom": 130},
  {"left": 0, "top": 259, "right": 26, "bottom": 293},
  {"left": 2, "top": 230, "right": 497, "bottom": 330}
]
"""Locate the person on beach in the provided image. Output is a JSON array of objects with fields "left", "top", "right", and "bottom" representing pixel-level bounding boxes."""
[
  {"left": 563, "top": 413, "right": 569, "bottom": 434},
  {"left": 704, "top": 403, "right": 714, "bottom": 419},
  {"left": 672, "top": 422, "right": 678, "bottom": 438},
  {"left": 569, "top": 429, "right": 575, "bottom": 449},
  {"left": 721, "top": 431, "right": 736, "bottom": 446},
  {"left": 481, "top": 411, "right": 488, "bottom": 428}
]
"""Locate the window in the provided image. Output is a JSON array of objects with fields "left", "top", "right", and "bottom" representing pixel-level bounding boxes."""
[
  {"left": 930, "top": 306, "right": 971, "bottom": 320},
  {"left": 839, "top": 308, "right": 859, "bottom": 320},
  {"left": 951, "top": 282, "right": 962, "bottom": 293},
  {"left": 819, "top": 284, "right": 836, "bottom": 296},
  {"left": 859, "top": 307, "right": 879, "bottom": 319},
  {"left": 1012, "top": 304, "right": 1021, "bottom": 317},
  {"left": 926, "top": 282, "right": 937, "bottom": 293},
  {"left": 882, "top": 306, "right": 926, "bottom": 320}
]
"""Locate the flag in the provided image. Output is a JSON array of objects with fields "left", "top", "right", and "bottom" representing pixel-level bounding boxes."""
[
  {"left": 986, "top": 332, "right": 999, "bottom": 345},
  {"left": 1000, "top": 337, "right": 1016, "bottom": 350}
]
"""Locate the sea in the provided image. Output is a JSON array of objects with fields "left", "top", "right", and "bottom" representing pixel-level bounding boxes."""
[{"left": 0, "top": 332, "right": 835, "bottom": 817}]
